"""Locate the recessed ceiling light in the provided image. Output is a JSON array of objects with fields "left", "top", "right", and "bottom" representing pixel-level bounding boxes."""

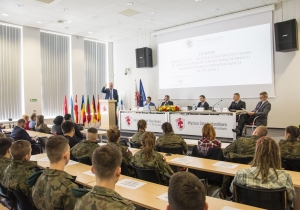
[
  {"left": 126, "top": 2, "right": 133, "bottom": 6},
  {"left": 213, "top": 8, "right": 219, "bottom": 11},
  {"left": 195, "top": 0, "right": 202, "bottom": 2},
  {"left": 2, "top": 14, "right": 8, "bottom": 16},
  {"left": 148, "top": 19, "right": 154, "bottom": 22},
  {"left": 16, "top": 4, "right": 24, "bottom": 7},
  {"left": 62, "top": 8, "right": 68, "bottom": 12},
  {"left": 37, "top": 21, "right": 43, "bottom": 24},
  {"left": 88, "top": 32, "right": 93, "bottom": 34},
  {"left": 151, "top": 11, "right": 156, "bottom": 15}
]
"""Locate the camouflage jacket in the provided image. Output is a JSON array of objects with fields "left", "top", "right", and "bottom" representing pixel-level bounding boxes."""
[
  {"left": 70, "top": 140, "right": 99, "bottom": 161},
  {"left": 132, "top": 150, "right": 174, "bottom": 184},
  {"left": 108, "top": 142, "right": 133, "bottom": 165},
  {"left": 73, "top": 185, "right": 135, "bottom": 210},
  {"left": 155, "top": 132, "right": 188, "bottom": 154},
  {"left": 2, "top": 160, "right": 39, "bottom": 204},
  {"left": 131, "top": 131, "right": 145, "bottom": 144},
  {"left": 28, "top": 168, "right": 79, "bottom": 210},
  {"left": 279, "top": 138, "right": 300, "bottom": 159},
  {"left": 0, "top": 156, "right": 11, "bottom": 184},
  {"left": 223, "top": 135, "right": 259, "bottom": 159}
]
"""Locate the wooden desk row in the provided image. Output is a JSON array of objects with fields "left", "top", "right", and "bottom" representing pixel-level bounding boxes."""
[{"left": 30, "top": 153, "right": 262, "bottom": 210}]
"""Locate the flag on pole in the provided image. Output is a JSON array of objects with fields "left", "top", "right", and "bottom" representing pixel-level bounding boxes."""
[
  {"left": 139, "top": 79, "right": 146, "bottom": 107},
  {"left": 81, "top": 95, "right": 86, "bottom": 124},
  {"left": 91, "top": 95, "right": 97, "bottom": 123},
  {"left": 63, "top": 95, "right": 68, "bottom": 115},
  {"left": 86, "top": 95, "right": 91, "bottom": 124},
  {"left": 74, "top": 95, "right": 79, "bottom": 124},
  {"left": 97, "top": 95, "right": 101, "bottom": 122},
  {"left": 135, "top": 80, "right": 139, "bottom": 107},
  {"left": 70, "top": 96, "right": 74, "bottom": 122}
]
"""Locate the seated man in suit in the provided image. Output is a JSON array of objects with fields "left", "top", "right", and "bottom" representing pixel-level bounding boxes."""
[
  {"left": 160, "top": 95, "right": 173, "bottom": 106},
  {"left": 233, "top": 92, "right": 271, "bottom": 136},
  {"left": 101, "top": 82, "right": 118, "bottom": 125},
  {"left": 144, "top": 96, "right": 155, "bottom": 109},
  {"left": 228, "top": 93, "right": 246, "bottom": 110},
  {"left": 197, "top": 95, "right": 209, "bottom": 110},
  {"left": 10, "top": 119, "right": 37, "bottom": 144}
]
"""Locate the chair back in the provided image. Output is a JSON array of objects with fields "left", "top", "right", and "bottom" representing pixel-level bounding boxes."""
[
  {"left": 130, "top": 163, "right": 161, "bottom": 184},
  {"left": 228, "top": 157, "right": 253, "bottom": 165},
  {"left": 233, "top": 182, "right": 287, "bottom": 210},
  {"left": 31, "top": 144, "right": 43, "bottom": 155},
  {"left": 0, "top": 184, "right": 10, "bottom": 199},
  {"left": 158, "top": 146, "right": 183, "bottom": 155},
  {"left": 9, "top": 190, "right": 36, "bottom": 210},
  {"left": 0, "top": 184, "right": 17, "bottom": 210},
  {"left": 282, "top": 157, "right": 300, "bottom": 171},
  {"left": 121, "top": 161, "right": 131, "bottom": 176},
  {"left": 75, "top": 157, "right": 92, "bottom": 166},
  {"left": 119, "top": 139, "right": 128, "bottom": 146},
  {"left": 129, "top": 142, "right": 142, "bottom": 149}
]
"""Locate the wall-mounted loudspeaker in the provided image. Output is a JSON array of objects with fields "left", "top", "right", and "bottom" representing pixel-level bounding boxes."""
[
  {"left": 135, "top": 47, "right": 153, "bottom": 68},
  {"left": 274, "top": 19, "right": 298, "bottom": 52}
]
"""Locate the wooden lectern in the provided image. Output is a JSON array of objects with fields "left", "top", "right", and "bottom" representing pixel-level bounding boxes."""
[{"left": 99, "top": 100, "right": 117, "bottom": 130}]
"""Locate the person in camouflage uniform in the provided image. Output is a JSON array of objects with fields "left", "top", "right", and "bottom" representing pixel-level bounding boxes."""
[
  {"left": 73, "top": 145, "right": 136, "bottom": 210},
  {"left": 155, "top": 122, "right": 188, "bottom": 154},
  {"left": 70, "top": 127, "right": 99, "bottom": 162},
  {"left": 0, "top": 138, "right": 12, "bottom": 183},
  {"left": 133, "top": 132, "right": 174, "bottom": 185},
  {"left": 130, "top": 120, "right": 147, "bottom": 144},
  {"left": 279, "top": 126, "right": 300, "bottom": 159},
  {"left": 2, "top": 140, "right": 40, "bottom": 205},
  {"left": 28, "top": 135, "right": 79, "bottom": 210},
  {"left": 219, "top": 126, "right": 268, "bottom": 199}
]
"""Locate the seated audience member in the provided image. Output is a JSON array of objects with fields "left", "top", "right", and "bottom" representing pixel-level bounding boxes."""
[
  {"left": 2, "top": 140, "right": 40, "bottom": 205},
  {"left": 52, "top": 115, "right": 64, "bottom": 135},
  {"left": 64, "top": 114, "right": 84, "bottom": 141},
  {"left": 73, "top": 145, "right": 135, "bottom": 209},
  {"left": 36, "top": 115, "right": 51, "bottom": 134},
  {"left": 144, "top": 96, "right": 155, "bottom": 109},
  {"left": 279, "top": 126, "right": 300, "bottom": 159},
  {"left": 167, "top": 172, "right": 208, "bottom": 210},
  {"left": 220, "top": 126, "right": 268, "bottom": 199},
  {"left": 28, "top": 135, "right": 79, "bottom": 210},
  {"left": 70, "top": 127, "right": 99, "bottom": 162},
  {"left": 228, "top": 93, "right": 246, "bottom": 110},
  {"left": 29, "top": 113, "right": 37, "bottom": 130},
  {"left": 233, "top": 92, "right": 271, "bottom": 137},
  {"left": 10, "top": 119, "right": 37, "bottom": 144},
  {"left": 156, "top": 122, "right": 188, "bottom": 154},
  {"left": 160, "top": 95, "right": 174, "bottom": 106},
  {"left": 197, "top": 95, "right": 209, "bottom": 110},
  {"left": 61, "top": 121, "right": 78, "bottom": 148},
  {"left": 0, "top": 138, "right": 12, "bottom": 183},
  {"left": 197, "top": 123, "right": 221, "bottom": 155},
  {"left": 132, "top": 132, "right": 174, "bottom": 184},
  {"left": 230, "top": 137, "right": 295, "bottom": 208},
  {"left": 130, "top": 119, "right": 147, "bottom": 144},
  {"left": 22, "top": 114, "right": 30, "bottom": 130}
]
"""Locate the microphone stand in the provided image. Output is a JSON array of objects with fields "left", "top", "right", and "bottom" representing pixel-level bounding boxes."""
[{"left": 212, "top": 100, "right": 223, "bottom": 112}]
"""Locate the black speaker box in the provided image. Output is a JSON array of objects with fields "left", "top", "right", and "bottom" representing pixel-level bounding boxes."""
[
  {"left": 135, "top": 47, "right": 153, "bottom": 68},
  {"left": 274, "top": 19, "right": 298, "bottom": 52}
]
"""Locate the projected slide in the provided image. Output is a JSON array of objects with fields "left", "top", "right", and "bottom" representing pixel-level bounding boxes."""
[{"left": 158, "top": 24, "right": 272, "bottom": 89}]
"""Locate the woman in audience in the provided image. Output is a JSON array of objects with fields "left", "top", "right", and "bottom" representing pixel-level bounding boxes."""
[
  {"left": 279, "top": 126, "right": 300, "bottom": 159},
  {"left": 35, "top": 115, "right": 51, "bottom": 134},
  {"left": 51, "top": 116, "right": 64, "bottom": 135},
  {"left": 230, "top": 137, "right": 295, "bottom": 208},
  {"left": 29, "top": 113, "right": 37, "bottom": 130},
  {"left": 22, "top": 114, "right": 30, "bottom": 130},
  {"left": 130, "top": 119, "right": 147, "bottom": 144},
  {"left": 133, "top": 132, "right": 174, "bottom": 185},
  {"left": 197, "top": 123, "right": 221, "bottom": 155}
]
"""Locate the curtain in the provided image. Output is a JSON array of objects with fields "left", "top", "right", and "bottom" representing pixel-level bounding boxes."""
[
  {"left": 40, "top": 32, "right": 70, "bottom": 117},
  {"left": 0, "top": 24, "right": 22, "bottom": 120}
]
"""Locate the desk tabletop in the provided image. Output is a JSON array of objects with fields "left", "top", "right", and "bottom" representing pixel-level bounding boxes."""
[
  {"left": 80, "top": 129, "right": 107, "bottom": 135},
  {"left": 3, "top": 128, "right": 53, "bottom": 138}
]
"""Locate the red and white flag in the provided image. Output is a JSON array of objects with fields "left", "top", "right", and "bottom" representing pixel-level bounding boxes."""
[{"left": 134, "top": 80, "right": 139, "bottom": 107}]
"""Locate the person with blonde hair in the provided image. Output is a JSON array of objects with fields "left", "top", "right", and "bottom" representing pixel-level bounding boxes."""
[
  {"left": 130, "top": 119, "right": 147, "bottom": 144},
  {"left": 22, "top": 114, "right": 30, "bottom": 130},
  {"left": 35, "top": 115, "right": 51, "bottom": 134},
  {"left": 197, "top": 123, "right": 221, "bottom": 155}
]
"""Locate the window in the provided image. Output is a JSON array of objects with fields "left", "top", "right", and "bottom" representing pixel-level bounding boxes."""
[
  {"left": 40, "top": 31, "right": 71, "bottom": 117},
  {"left": 0, "top": 24, "right": 22, "bottom": 120},
  {"left": 84, "top": 39, "right": 108, "bottom": 96}
]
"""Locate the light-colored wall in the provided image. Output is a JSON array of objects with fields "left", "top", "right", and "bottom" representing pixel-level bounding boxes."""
[{"left": 113, "top": 1, "right": 300, "bottom": 128}]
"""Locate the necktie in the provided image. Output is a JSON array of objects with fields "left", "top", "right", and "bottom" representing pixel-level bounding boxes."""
[{"left": 110, "top": 90, "right": 112, "bottom": 100}]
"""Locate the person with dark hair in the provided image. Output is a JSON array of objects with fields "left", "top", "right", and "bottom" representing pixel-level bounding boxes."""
[
  {"left": 156, "top": 122, "right": 187, "bottom": 154},
  {"left": 29, "top": 113, "right": 37, "bottom": 130},
  {"left": 160, "top": 95, "right": 174, "bottom": 106},
  {"left": 230, "top": 137, "right": 295, "bottom": 208},
  {"left": 144, "top": 96, "right": 155, "bottom": 108},
  {"left": 61, "top": 121, "right": 78, "bottom": 148},
  {"left": 279, "top": 126, "right": 300, "bottom": 159},
  {"left": 197, "top": 95, "right": 209, "bottom": 110},
  {"left": 167, "top": 172, "right": 208, "bottom": 210},
  {"left": 130, "top": 119, "right": 147, "bottom": 144},
  {"left": 133, "top": 132, "right": 173, "bottom": 184},
  {"left": 73, "top": 145, "right": 135, "bottom": 209},
  {"left": 29, "top": 136, "right": 79, "bottom": 210},
  {"left": 64, "top": 114, "right": 84, "bottom": 140},
  {"left": 52, "top": 115, "right": 64, "bottom": 135},
  {"left": 0, "top": 138, "right": 12, "bottom": 183},
  {"left": 228, "top": 93, "right": 246, "bottom": 110},
  {"left": 197, "top": 123, "right": 221, "bottom": 155},
  {"left": 10, "top": 119, "right": 37, "bottom": 144},
  {"left": 36, "top": 115, "right": 51, "bottom": 134}
]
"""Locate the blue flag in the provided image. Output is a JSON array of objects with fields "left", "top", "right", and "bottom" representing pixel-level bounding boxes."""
[
  {"left": 70, "top": 96, "right": 74, "bottom": 122},
  {"left": 139, "top": 79, "right": 146, "bottom": 107}
]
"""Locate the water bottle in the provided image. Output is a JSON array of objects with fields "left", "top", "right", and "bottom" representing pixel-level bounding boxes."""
[
  {"left": 217, "top": 104, "right": 220, "bottom": 111},
  {"left": 192, "top": 104, "right": 196, "bottom": 111}
]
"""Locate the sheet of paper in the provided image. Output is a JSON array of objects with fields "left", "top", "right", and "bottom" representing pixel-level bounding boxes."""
[
  {"left": 83, "top": 170, "right": 95, "bottom": 177},
  {"left": 98, "top": 143, "right": 107, "bottom": 146},
  {"left": 213, "top": 161, "right": 239, "bottom": 169},
  {"left": 38, "top": 157, "right": 49, "bottom": 161},
  {"left": 157, "top": 192, "right": 168, "bottom": 202},
  {"left": 129, "top": 148, "right": 138, "bottom": 151},
  {"left": 169, "top": 158, "right": 194, "bottom": 164},
  {"left": 116, "top": 179, "right": 146, "bottom": 190},
  {"left": 221, "top": 206, "right": 241, "bottom": 210},
  {"left": 38, "top": 157, "right": 78, "bottom": 166}
]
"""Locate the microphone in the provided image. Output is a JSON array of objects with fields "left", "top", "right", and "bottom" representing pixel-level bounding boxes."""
[
  {"left": 212, "top": 100, "right": 223, "bottom": 112},
  {"left": 158, "top": 99, "right": 164, "bottom": 107}
]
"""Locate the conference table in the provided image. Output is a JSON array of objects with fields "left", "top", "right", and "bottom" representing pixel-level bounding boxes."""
[
  {"left": 30, "top": 153, "right": 262, "bottom": 210},
  {"left": 2, "top": 129, "right": 53, "bottom": 138}
]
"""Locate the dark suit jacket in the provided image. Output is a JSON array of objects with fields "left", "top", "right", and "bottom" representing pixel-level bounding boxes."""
[
  {"left": 228, "top": 100, "right": 246, "bottom": 110},
  {"left": 101, "top": 87, "right": 118, "bottom": 101},
  {"left": 252, "top": 100, "right": 271, "bottom": 126},
  {"left": 160, "top": 101, "right": 174, "bottom": 106},
  {"left": 10, "top": 126, "right": 36, "bottom": 144},
  {"left": 197, "top": 102, "right": 209, "bottom": 110}
]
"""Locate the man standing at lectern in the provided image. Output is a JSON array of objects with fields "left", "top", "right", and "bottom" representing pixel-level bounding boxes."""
[{"left": 102, "top": 82, "right": 119, "bottom": 125}]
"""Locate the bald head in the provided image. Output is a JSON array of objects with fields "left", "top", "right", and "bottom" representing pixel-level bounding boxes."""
[
  {"left": 253, "top": 126, "right": 268, "bottom": 137},
  {"left": 109, "top": 82, "right": 113, "bottom": 90}
]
